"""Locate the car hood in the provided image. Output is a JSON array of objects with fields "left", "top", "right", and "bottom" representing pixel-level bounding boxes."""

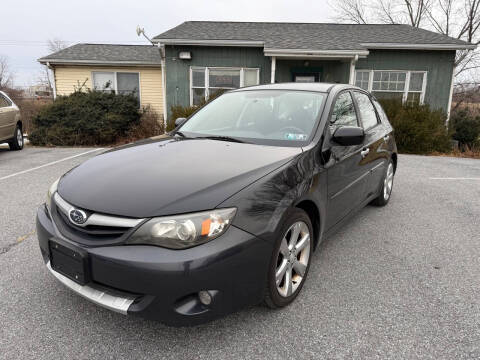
[{"left": 58, "top": 136, "right": 303, "bottom": 218}]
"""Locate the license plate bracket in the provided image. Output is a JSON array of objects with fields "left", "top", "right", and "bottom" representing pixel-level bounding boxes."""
[{"left": 49, "top": 239, "right": 90, "bottom": 285}]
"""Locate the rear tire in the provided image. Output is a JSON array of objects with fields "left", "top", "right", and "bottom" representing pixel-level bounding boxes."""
[
  {"left": 8, "top": 125, "right": 23, "bottom": 151},
  {"left": 264, "top": 208, "right": 313, "bottom": 309},
  {"left": 372, "top": 160, "right": 394, "bottom": 207}
]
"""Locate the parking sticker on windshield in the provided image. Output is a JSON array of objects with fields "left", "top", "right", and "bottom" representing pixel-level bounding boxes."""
[{"left": 284, "top": 133, "right": 307, "bottom": 141}]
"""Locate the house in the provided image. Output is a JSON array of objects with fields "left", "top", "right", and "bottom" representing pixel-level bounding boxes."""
[
  {"left": 39, "top": 22, "right": 475, "bottom": 125},
  {"left": 38, "top": 44, "right": 164, "bottom": 118},
  {"left": 152, "top": 21, "right": 474, "bottom": 120}
]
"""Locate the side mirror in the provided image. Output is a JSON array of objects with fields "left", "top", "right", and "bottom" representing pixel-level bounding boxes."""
[
  {"left": 332, "top": 126, "right": 365, "bottom": 146},
  {"left": 175, "top": 117, "right": 187, "bottom": 128}
]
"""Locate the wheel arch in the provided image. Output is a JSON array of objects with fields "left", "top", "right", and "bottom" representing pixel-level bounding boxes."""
[
  {"left": 294, "top": 199, "right": 321, "bottom": 251},
  {"left": 391, "top": 152, "right": 397, "bottom": 173}
]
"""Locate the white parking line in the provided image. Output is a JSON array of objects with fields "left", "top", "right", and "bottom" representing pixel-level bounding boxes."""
[
  {"left": 429, "top": 177, "right": 480, "bottom": 180},
  {"left": 0, "top": 148, "right": 104, "bottom": 181}
]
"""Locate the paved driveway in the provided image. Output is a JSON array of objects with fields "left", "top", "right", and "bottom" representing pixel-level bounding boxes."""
[{"left": 0, "top": 147, "right": 479, "bottom": 359}]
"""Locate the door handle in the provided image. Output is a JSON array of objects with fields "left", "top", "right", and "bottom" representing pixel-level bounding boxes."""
[
  {"left": 360, "top": 148, "right": 370, "bottom": 158},
  {"left": 384, "top": 135, "right": 390, "bottom": 142}
]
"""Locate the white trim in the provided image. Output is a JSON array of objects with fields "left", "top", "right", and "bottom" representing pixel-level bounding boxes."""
[
  {"left": 38, "top": 59, "right": 162, "bottom": 66},
  {"left": 153, "top": 38, "right": 475, "bottom": 50},
  {"left": 161, "top": 58, "right": 167, "bottom": 127},
  {"left": 271, "top": 56, "right": 276, "bottom": 84},
  {"left": 155, "top": 39, "right": 264, "bottom": 47},
  {"left": 403, "top": 72, "right": 411, "bottom": 103},
  {"left": 360, "top": 42, "right": 476, "bottom": 50},
  {"left": 356, "top": 69, "right": 428, "bottom": 105},
  {"left": 349, "top": 55, "right": 358, "bottom": 85},
  {"left": 46, "top": 62, "right": 57, "bottom": 99},
  {"left": 264, "top": 49, "right": 369, "bottom": 59},
  {"left": 91, "top": 71, "right": 141, "bottom": 104},
  {"left": 446, "top": 66, "right": 455, "bottom": 121},
  {"left": 189, "top": 66, "right": 260, "bottom": 106}
]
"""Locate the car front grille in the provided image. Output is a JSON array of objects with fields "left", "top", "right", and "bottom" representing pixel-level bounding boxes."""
[{"left": 51, "top": 193, "right": 145, "bottom": 246}]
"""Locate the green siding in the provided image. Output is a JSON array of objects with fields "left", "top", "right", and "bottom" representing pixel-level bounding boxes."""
[
  {"left": 165, "top": 46, "right": 455, "bottom": 118},
  {"left": 165, "top": 46, "right": 270, "bottom": 118},
  {"left": 356, "top": 49, "right": 455, "bottom": 112}
]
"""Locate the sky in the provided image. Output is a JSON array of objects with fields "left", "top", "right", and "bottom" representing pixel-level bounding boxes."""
[{"left": 0, "top": 0, "right": 335, "bottom": 87}]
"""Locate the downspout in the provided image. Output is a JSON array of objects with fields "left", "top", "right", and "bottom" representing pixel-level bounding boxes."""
[
  {"left": 46, "top": 62, "right": 57, "bottom": 99},
  {"left": 157, "top": 43, "right": 167, "bottom": 131},
  {"left": 446, "top": 65, "right": 455, "bottom": 124}
]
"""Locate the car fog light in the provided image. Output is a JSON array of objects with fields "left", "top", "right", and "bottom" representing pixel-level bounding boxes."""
[{"left": 198, "top": 290, "right": 212, "bottom": 305}]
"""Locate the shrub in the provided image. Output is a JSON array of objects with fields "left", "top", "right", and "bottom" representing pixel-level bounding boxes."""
[
  {"left": 450, "top": 109, "right": 480, "bottom": 148},
  {"left": 29, "top": 90, "right": 141, "bottom": 146},
  {"left": 167, "top": 89, "right": 226, "bottom": 131},
  {"left": 116, "top": 106, "right": 164, "bottom": 145},
  {"left": 379, "top": 99, "right": 452, "bottom": 154}
]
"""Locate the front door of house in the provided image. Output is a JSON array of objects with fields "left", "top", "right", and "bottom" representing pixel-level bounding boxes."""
[{"left": 291, "top": 68, "right": 322, "bottom": 83}]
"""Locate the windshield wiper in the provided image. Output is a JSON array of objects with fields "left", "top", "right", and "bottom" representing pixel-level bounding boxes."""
[{"left": 198, "top": 135, "right": 247, "bottom": 143}]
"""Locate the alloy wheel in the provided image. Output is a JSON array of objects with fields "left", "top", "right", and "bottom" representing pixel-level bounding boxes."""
[
  {"left": 17, "top": 128, "right": 23, "bottom": 147},
  {"left": 275, "top": 221, "right": 311, "bottom": 298},
  {"left": 383, "top": 163, "right": 394, "bottom": 201}
]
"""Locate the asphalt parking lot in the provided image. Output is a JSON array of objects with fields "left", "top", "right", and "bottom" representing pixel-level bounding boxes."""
[{"left": 0, "top": 146, "right": 479, "bottom": 359}]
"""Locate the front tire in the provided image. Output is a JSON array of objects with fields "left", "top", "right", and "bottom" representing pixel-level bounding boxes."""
[
  {"left": 265, "top": 208, "right": 313, "bottom": 308},
  {"left": 372, "top": 160, "right": 394, "bottom": 206},
  {"left": 8, "top": 125, "right": 24, "bottom": 151}
]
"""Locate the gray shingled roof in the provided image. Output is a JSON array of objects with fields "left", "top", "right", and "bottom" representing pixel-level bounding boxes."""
[
  {"left": 38, "top": 44, "right": 162, "bottom": 65},
  {"left": 153, "top": 21, "right": 473, "bottom": 50}
]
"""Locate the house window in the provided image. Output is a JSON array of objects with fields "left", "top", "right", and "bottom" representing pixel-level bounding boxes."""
[
  {"left": 92, "top": 72, "right": 140, "bottom": 100},
  {"left": 190, "top": 67, "right": 260, "bottom": 106},
  {"left": 354, "top": 71, "right": 370, "bottom": 91},
  {"left": 354, "top": 70, "right": 427, "bottom": 105}
]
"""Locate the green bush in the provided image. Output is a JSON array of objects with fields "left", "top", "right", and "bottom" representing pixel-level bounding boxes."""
[
  {"left": 167, "top": 89, "right": 226, "bottom": 131},
  {"left": 379, "top": 99, "right": 452, "bottom": 154},
  {"left": 29, "top": 90, "right": 141, "bottom": 146},
  {"left": 450, "top": 109, "right": 480, "bottom": 148}
]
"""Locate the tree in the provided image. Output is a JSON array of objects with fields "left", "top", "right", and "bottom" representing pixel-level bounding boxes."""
[
  {"left": 47, "top": 38, "right": 68, "bottom": 53},
  {"left": 42, "top": 38, "right": 68, "bottom": 96},
  {"left": 330, "top": 0, "right": 480, "bottom": 82},
  {"left": 0, "top": 56, "right": 13, "bottom": 90}
]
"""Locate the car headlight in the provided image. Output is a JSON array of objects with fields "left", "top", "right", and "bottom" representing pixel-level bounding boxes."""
[
  {"left": 126, "top": 208, "right": 236, "bottom": 249},
  {"left": 46, "top": 177, "right": 61, "bottom": 211}
]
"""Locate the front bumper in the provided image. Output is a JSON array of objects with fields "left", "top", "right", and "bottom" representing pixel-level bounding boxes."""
[{"left": 36, "top": 205, "right": 272, "bottom": 326}]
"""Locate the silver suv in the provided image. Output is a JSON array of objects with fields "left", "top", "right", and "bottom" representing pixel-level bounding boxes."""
[{"left": 0, "top": 91, "right": 23, "bottom": 150}]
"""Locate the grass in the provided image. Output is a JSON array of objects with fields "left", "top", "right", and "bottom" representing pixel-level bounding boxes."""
[{"left": 431, "top": 146, "right": 480, "bottom": 159}]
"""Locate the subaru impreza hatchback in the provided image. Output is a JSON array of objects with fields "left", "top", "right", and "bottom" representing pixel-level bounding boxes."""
[{"left": 37, "top": 83, "right": 397, "bottom": 326}]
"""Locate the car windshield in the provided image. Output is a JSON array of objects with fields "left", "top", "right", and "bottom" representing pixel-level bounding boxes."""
[{"left": 179, "top": 90, "right": 326, "bottom": 146}]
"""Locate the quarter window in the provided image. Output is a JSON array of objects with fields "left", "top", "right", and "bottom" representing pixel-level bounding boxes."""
[
  {"left": 190, "top": 67, "right": 260, "bottom": 106},
  {"left": 92, "top": 72, "right": 140, "bottom": 100},
  {"left": 354, "top": 70, "right": 427, "bottom": 105},
  {"left": 330, "top": 92, "right": 358, "bottom": 130},
  {"left": 353, "top": 92, "right": 379, "bottom": 130}
]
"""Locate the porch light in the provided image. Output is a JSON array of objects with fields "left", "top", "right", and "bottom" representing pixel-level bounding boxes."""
[{"left": 179, "top": 51, "right": 192, "bottom": 60}]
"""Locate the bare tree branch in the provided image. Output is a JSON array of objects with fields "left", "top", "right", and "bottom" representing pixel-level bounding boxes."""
[
  {"left": 0, "top": 56, "right": 14, "bottom": 90},
  {"left": 47, "top": 38, "right": 68, "bottom": 53},
  {"left": 330, "top": 0, "right": 370, "bottom": 24}
]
